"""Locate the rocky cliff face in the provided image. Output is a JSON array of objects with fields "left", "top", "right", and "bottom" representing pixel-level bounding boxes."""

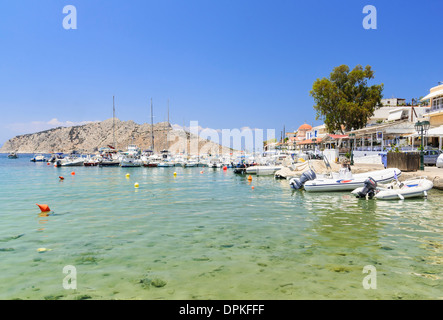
[{"left": 0, "top": 119, "right": 233, "bottom": 155}]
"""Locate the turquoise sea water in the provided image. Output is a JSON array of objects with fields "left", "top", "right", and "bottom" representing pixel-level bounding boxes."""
[{"left": 0, "top": 154, "right": 442, "bottom": 300}]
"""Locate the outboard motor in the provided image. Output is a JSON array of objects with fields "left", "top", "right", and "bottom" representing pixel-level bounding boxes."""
[
  {"left": 356, "top": 177, "right": 377, "bottom": 199},
  {"left": 289, "top": 169, "right": 317, "bottom": 190}
]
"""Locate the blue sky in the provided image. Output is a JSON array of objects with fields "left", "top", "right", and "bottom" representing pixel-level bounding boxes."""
[{"left": 0, "top": 0, "right": 442, "bottom": 145}]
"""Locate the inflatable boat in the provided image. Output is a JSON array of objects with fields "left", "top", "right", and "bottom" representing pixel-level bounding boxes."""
[
  {"left": 352, "top": 177, "right": 433, "bottom": 200},
  {"left": 298, "top": 168, "right": 402, "bottom": 192}
]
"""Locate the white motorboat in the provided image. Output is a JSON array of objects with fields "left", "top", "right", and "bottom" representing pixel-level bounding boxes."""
[
  {"left": 352, "top": 177, "right": 433, "bottom": 200},
  {"left": 7, "top": 152, "right": 18, "bottom": 159},
  {"left": 30, "top": 154, "right": 46, "bottom": 162},
  {"left": 245, "top": 165, "right": 283, "bottom": 176},
  {"left": 184, "top": 155, "right": 201, "bottom": 167},
  {"left": 120, "top": 155, "right": 143, "bottom": 167},
  {"left": 57, "top": 157, "right": 85, "bottom": 167},
  {"left": 158, "top": 161, "right": 175, "bottom": 167},
  {"left": 291, "top": 167, "right": 402, "bottom": 192},
  {"left": 83, "top": 155, "right": 101, "bottom": 166},
  {"left": 144, "top": 154, "right": 161, "bottom": 167},
  {"left": 173, "top": 155, "right": 186, "bottom": 167},
  {"left": 48, "top": 153, "right": 64, "bottom": 162},
  {"left": 120, "top": 145, "right": 143, "bottom": 167},
  {"left": 209, "top": 158, "right": 222, "bottom": 168},
  {"left": 99, "top": 158, "right": 120, "bottom": 167},
  {"left": 184, "top": 160, "right": 199, "bottom": 167}
]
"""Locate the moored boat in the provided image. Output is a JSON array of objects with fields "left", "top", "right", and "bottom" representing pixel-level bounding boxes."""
[
  {"left": 83, "top": 155, "right": 101, "bottom": 166},
  {"left": 30, "top": 154, "right": 46, "bottom": 162},
  {"left": 57, "top": 156, "right": 85, "bottom": 167},
  {"left": 7, "top": 152, "right": 18, "bottom": 159},
  {"left": 245, "top": 165, "right": 283, "bottom": 176},
  {"left": 352, "top": 177, "right": 433, "bottom": 200},
  {"left": 48, "top": 153, "right": 64, "bottom": 162},
  {"left": 290, "top": 167, "right": 402, "bottom": 192},
  {"left": 120, "top": 145, "right": 143, "bottom": 167},
  {"left": 99, "top": 158, "right": 120, "bottom": 167}
]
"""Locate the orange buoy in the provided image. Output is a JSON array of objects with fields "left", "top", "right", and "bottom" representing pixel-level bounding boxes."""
[
  {"left": 59, "top": 176, "right": 64, "bottom": 180},
  {"left": 247, "top": 175, "right": 252, "bottom": 181},
  {"left": 71, "top": 172, "right": 75, "bottom": 176},
  {"left": 47, "top": 162, "right": 50, "bottom": 165},
  {"left": 200, "top": 170, "right": 204, "bottom": 174},
  {"left": 36, "top": 204, "right": 51, "bottom": 212},
  {"left": 223, "top": 166, "right": 227, "bottom": 171},
  {"left": 251, "top": 186, "right": 255, "bottom": 190}
]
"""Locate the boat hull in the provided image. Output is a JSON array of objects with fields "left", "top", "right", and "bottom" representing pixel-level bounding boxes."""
[
  {"left": 304, "top": 168, "right": 401, "bottom": 192},
  {"left": 59, "top": 160, "right": 85, "bottom": 167},
  {"left": 376, "top": 179, "right": 433, "bottom": 200},
  {"left": 120, "top": 162, "right": 142, "bottom": 167},
  {"left": 246, "top": 166, "right": 282, "bottom": 176}
]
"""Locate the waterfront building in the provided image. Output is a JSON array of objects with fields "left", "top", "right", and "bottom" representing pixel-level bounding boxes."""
[
  {"left": 421, "top": 83, "right": 443, "bottom": 127},
  {"left": 380, "top": 98, "right": 406, "bottom": 107}
]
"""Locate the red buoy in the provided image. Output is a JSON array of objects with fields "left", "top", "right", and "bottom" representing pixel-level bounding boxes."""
[{"left": 36, "top": 204, "right": 51, "bottom": 212}]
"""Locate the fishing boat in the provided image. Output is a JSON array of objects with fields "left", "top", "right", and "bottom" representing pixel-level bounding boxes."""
[
  {"left": 351, "top": 177, "right": 433, "bottom": 200},
  {"left": 30, "top": 154, "right": 46, "bottom": 162},
  {"left": 7, "top": 152, "right": 18, "bottom": 159},
  {"left": 290, "top": 167, "right": 402, "bottom": 192}
]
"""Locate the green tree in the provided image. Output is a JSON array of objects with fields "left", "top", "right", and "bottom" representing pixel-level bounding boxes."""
[{"left": 310, "top": 65, "right": 384, "bottom": 134}]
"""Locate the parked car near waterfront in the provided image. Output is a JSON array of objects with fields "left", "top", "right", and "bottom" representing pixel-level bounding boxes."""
[
  {"left": 423, "top": 150, "right": 441, "bottom": 166},
  {"left": 437, "top": 153, "right": 443, "bottom": 168}
]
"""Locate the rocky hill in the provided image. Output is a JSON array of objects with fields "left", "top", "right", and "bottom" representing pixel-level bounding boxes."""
[{"left": 0, "top": 118, "right": 233, "bottom": 155}]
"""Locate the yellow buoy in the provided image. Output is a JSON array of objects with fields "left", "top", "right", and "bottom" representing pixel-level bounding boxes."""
[
  {"left": 173, "top": 172, "right": 177, "bottom": 176},
  {"left": 247, "top": 175, "right": 252, "bottom": 181},
  {"left": 134, "top": 182, "right": 139, "bottom": 188},
  {"left": 37, "top": 248, "right": 52, "bottom": 253},
  {"left": 126, "top": 173, "right": 130, "bottom": 178}
]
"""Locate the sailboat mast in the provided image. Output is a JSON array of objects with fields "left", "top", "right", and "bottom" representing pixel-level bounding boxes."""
[
  {"left": 113, "top": 96, "right": 116, "bottom": 149},
  {"left": 151, "top": 98, "right": 154, "bottom": 152},
  {"left": 167, "top": 99, "right": 170, "bottom": 151}
]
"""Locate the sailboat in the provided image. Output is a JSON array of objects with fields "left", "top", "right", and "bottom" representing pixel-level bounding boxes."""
[{"left": 100, "top": 96, "right": 120, "bottom": 166}]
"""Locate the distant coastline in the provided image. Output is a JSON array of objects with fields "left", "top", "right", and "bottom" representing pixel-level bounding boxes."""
[{"left": 0, "top": 118, "right": 233, "bottom": 155}]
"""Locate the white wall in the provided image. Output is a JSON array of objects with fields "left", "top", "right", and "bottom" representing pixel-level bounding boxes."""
[{"left": 323, "top": 149, "right": 339, "bottom": 163}]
